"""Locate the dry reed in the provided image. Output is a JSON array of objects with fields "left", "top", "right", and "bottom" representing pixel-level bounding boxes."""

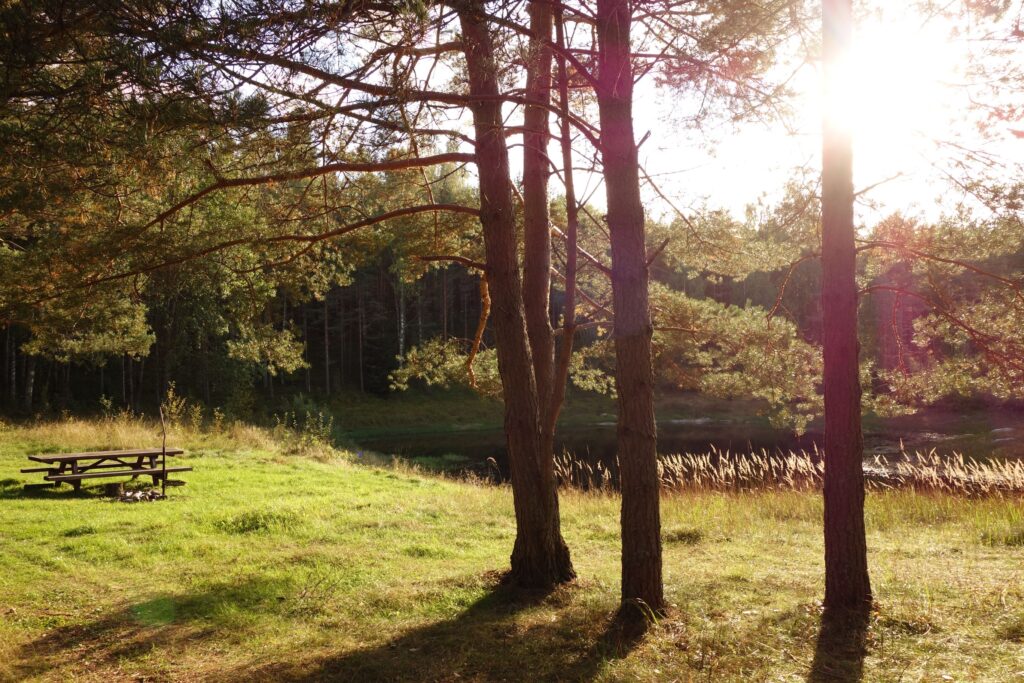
[{"left": 553, "top": 446, "right": 1024, "bottom": 496}]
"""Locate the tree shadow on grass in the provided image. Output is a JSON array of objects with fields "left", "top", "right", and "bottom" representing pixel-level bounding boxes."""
[
  {"left": 14, "top": 576, "right": 290, "bottom": 679},
  {"left": 1, "top": 478, "right": 172, "bottom": 500},
  {"left": 807, "top": 608, "right": 870, "bottom": 682},
  {"left": 222, "top": 578, "right": 645, "bottom": 682},
  {"left": 15, "top": 573, "right": 648, "bottom": 682},
  {"left": 1, "top": 478, "right": 109, "bottom": 500}
]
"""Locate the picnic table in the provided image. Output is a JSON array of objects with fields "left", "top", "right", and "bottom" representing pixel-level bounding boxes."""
[{"left": 21, "top": 448, "right": 191, "bottom": 492}]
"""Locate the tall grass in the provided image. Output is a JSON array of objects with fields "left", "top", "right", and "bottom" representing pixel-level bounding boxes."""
[
  {"left": 0, "top": 408, "right": 343, "bottom": 461},
  {"left": 554, "top": 446, "right": 1024, "bottom": 496},
  {"left": 8, "top": 409, "right": 1023, "bottom": 497}
]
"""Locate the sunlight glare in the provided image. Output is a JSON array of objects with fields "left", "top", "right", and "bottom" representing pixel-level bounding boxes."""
[{"left": 822, "top": 9, "right": 967, "bottom": 182}]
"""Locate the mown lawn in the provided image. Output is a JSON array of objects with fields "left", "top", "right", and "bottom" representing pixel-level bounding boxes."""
[{"left": 1, "top": 418, "right": 1023, "bottom": 681}]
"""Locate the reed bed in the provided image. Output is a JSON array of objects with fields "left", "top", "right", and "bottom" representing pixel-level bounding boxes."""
[{"left": 553, "top": 446, "right": 1024, "bottom": 496}]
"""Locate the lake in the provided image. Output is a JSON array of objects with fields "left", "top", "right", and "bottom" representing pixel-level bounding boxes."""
[{"left": 352, "top": 407, "right": 1024, "bottom": 478}]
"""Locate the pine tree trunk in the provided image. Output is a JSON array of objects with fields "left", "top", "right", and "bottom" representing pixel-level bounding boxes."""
[
  {"left": 323, "top": 295, "right": 331, "bottom": 395},
  {"left": 126, "top": 356, "right": 134, "bottom": 410},
  {"left": 821, "top": 0, "right": 872, "bottom": 612},
  {"left": 58, "top": 362, "right": 70, "bottom": 411},
  {"left": 339, "top": 290, "right": 346, "bottom": 387},
  {"left": 304, "top": 305, "right": 312, "bottom": 393},
  {"left": 595, "top": 0, "right": 665, "bottom": 617},
  {"left": 545, "top": 5, "right": 580, "bottom": 438},
  {"left": 417, "top": 286, "right": 424, "bottom": 344},
  {"left": 358, "top": 287, "right": 365, "bottom": 393},
  {"left": 522, "top": 0, "right": 567, "bottom": 516},
  {"left": 442, "top": 267, "right": 449, "bottom": 340},
  {"left": 458, "top": 0, "right": 574, "bottom": 588},
  {"left": 522, "top": 0, "right": 556, "bottom": 419},
  {"left": 136, "top": 356, "right": 145, "bottom": 410},
  {"left": 397, "top": 278, "right": 406, "bottom": 361},
  {"left": 23, "top": 354, "right": 35, "bottom": 413},
  {"left": 6, "top": 328, "right": 15, "bottom": 406}
]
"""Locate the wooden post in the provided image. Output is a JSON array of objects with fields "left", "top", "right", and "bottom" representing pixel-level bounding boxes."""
[{"left": 159, "top": 406, "right": 167, "bottom": 497}]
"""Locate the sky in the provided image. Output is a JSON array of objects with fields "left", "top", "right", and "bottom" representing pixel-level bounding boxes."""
[{"left": 574, "top": 3, "right": 1024, "bottom": 225}]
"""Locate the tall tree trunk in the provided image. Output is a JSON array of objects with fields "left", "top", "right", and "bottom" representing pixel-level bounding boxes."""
[
  {"left": 58, "top": 362, "right": 70, "bottom": 412},
  {"left": 126, "top": 356, "right": 134, "bottom": 410},
  {"left": 522, "top": 0, "right": 556, "bottom": 424},
  {"left": 358, "top": 287, "right": 365, "bottom": 393},
  {"left": 458, "top": 0, "right": 574, "bottom": 588},
  {"left": 323, "top": 295, "right": 331, "bottom": 395},
  {"left": 136, "top": 356, "right": 145, "bottom": 410},
  {"left": 339, "top": 289, "right": 346, "bottom": 387},
  {"left": 417, "top": 285, "right": 424, "bottom": 344},
  {"left": 821, "top": 0, "right": 872, "bottom": 611},
  {"left": 397, "top": 277, "right": 406, "bottom": 362},
  {"left": 23, "top": 354, "right": 35, "bottom": 413},
  {"left": 304, "top": 305, "right": 312, "bottom": 393},
  {"left": 6, "top": 328, "right": 15, "bottom": 406},
  {"left": 547, "top": 5, "right": 580, "bottom": 437},
  {"left": 595, "top": 0, "right": 665, "bottom": 617},
  {"left": 442, "top": 267, "right": 449, "bottom": 340}
]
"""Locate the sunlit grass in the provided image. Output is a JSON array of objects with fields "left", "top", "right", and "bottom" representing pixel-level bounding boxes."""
[{"left": 2, "top": 417, "right": 1023, "bottom": 681}]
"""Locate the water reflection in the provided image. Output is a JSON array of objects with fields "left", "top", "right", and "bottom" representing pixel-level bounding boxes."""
[{"left": 353, "top": 410, "right": 1024, "bottom": 479}]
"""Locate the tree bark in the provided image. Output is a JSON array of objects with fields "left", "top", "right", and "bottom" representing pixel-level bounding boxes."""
[
  {"left": 358, "top": 287, "right": 365, "bottom": 393},
  {"left": 821, "top": 0, "right": 872, "bottom": 612},
  {"left": 595, "top": 0, "right": 665, "bottom": 617},
  {"left": 304, "top": 305, "right": 312, "bottom": 393},
  {"left": 442, "top": 267, "right": 449, "bottom": 340},
  {"left": 323, "top": 295, "right": 331, "bottom": 395},
  {"left": 23, "top": 354, "right": 35, "bottom": 413},
  {"left": 397, "top": 277, "right": 406, "bottom": 361},
  {"left": 546, "top": 6, "right": 580, "bottom": 438},
  {"left": 458, "top": 0, "right": 574, "bottom": 588},
  {"left": 339, "top": 290, "right": 346, "bottom": 387},
  {"left": 521, "top": 0, "right": 572, "bottom": 554},
  {"left": 522, "top": 0, "right": 556, "bottom": 420},
  {"left": 6, "top": 328, "right": 15, "bottom": 406}
]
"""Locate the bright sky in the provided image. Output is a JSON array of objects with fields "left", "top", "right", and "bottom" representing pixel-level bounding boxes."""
[{"left": 629, "top": 4, "right": 1024, "bottom": 225}]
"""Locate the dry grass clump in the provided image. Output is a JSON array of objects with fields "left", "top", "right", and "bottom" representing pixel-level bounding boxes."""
[
  {"left": 2, "top": 410, "right": 344, "bottom": 461},
  {"left": 554, "top": 446, "right": 1024, "bottom": 496},
  {"left": 881, "top": 450, "right": 1024, "bottom": 495}
]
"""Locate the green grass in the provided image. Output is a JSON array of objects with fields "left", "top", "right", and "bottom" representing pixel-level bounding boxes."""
[{"left": 2, "top": 418, "right": 1024, "bottom": 681}]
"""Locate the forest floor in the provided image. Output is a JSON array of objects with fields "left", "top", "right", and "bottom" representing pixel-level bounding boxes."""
[{"left": 2, "top": 417, "right": 1023, "bottom": 682}]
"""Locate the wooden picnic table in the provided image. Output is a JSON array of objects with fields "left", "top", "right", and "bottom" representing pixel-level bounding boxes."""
[{"left": 22, "top": 447, "right": 191, "bottom": 492}]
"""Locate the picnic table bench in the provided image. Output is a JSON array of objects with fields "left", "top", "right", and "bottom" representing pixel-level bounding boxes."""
[{"left": 21, "top": 448, "right": 191, "bottom": 492}]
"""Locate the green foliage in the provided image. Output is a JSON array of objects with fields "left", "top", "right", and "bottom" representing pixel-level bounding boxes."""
[
  {"left": 160, "top": 382, "right": 188, "bottom": 427},
  {"left": 273, "top": 410, "right": 337, "bottom": 456},
  {"left": 390, "top": 338, "right": 502, "bottom": 398},
  {"left": 568, "top": 338, "right": 618, "bottom": 397}
]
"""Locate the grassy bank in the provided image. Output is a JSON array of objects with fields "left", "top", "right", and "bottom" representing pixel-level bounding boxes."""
[{"left": 2, "top": 417, "right": 1023, "bottom": 681}]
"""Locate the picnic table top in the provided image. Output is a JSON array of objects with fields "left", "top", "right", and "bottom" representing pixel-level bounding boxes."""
[{"left": 28, "top": 447, "right": 184, "bottom": 463}]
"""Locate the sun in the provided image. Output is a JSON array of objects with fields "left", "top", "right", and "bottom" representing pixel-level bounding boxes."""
[{"left": 823, "top": 7, "right": 969, "bottom": 190}]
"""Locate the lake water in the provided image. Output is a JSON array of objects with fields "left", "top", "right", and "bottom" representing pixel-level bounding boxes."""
[{"left": 352, "top": 409, "right": 1024, "bottom": 478}]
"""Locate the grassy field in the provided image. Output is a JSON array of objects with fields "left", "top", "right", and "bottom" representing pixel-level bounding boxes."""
[{"left": 2, "top": 417, "right": 1024, "bottom": 682}]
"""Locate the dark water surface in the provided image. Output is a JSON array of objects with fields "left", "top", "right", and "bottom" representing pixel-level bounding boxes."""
[{"left": 352, "top": 409, "right": 1024, "bottom": 477}]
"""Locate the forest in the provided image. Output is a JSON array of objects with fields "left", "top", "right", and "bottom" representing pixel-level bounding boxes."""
[{"left": 2, "top": 0, "right": 1024, "bottom": 681}]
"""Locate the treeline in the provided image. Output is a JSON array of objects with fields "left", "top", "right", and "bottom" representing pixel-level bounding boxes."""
[
  {"left": 3, "top": 243, "right": 975, "bottom": 418},
  {"left": 0, "top": 261, "right": 487, "bottom": 415}
]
